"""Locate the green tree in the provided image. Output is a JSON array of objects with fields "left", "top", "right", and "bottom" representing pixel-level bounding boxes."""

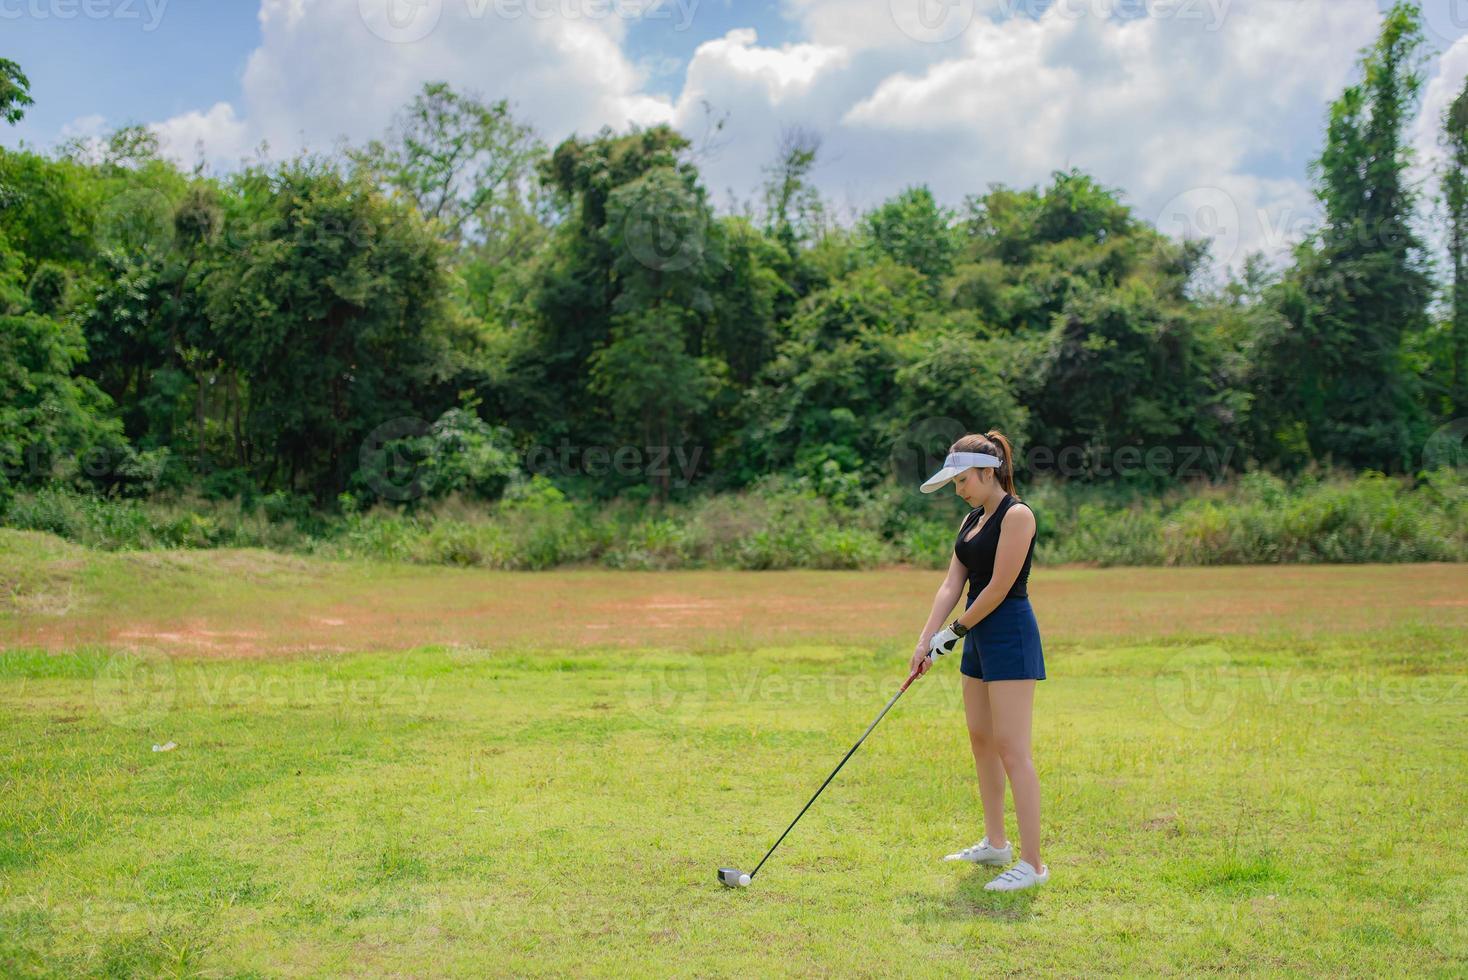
[
  {"left": 1253, "top": 2, "right": 1432, "bottom": 472},
  {"left": 349, "top": 82, "right": 553, "bottom": 360},
  {"left": 890, "top": 323, "right": 1036, "bottom": 457},
  {"left": 942, "top": 167, "right": 1239, "bottom": 483},
  {"left": 859, "top": 185, "right": 960, "bottom": 295},
  {"left": 0, "top": 59, "right": 32, "bottom": 126},
  {"left": 0, "top": 304, "right": 128, "bottom": 507},
  {"left": 1441, "top": 74, "right": 1468, "bottom": 418},
  {"left": 955, "top": 170, "right": 1165, "bottom": 335},
  {"left": 61, "top": 124, "right": 164, "bottom": 170},
  {"left": 202, "top": 158, "right": 460, "bottom": 502},
  {"left": 760, "top": 125, "right": 826, "bottom": 255},
  {"left": 1034, "top": 281, "right": 1246, "bottom": 485},
  {"left": 755, "top": 126, "right": 837, "bottom": 312},
  {"left": 735, "top": 259, "right": 933, "bottom": 491},
  {"left": 589, "top": 165, "right": 726, "bottom": 501},
  {"left": 706, "top": 216, "right": 791, "bottom": 388},
  {"left": 72, "top": 163, "right": 209, "bottom": 463},
  {"left": 0, "top": 231, "right": 24, "bottom": 313},
  {"left": 349, "top": 81, "right": 549, "bottom": 251},
  {"left": 0, "top": 149, "right": 100, "bottom": 276},
  {"left": 520, "top": 124, "right": 699, "bottom": 452}
]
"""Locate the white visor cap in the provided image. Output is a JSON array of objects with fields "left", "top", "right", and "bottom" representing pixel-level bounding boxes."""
[{"left": 920, "top": 451, "right": 1003, "bottom": 493}]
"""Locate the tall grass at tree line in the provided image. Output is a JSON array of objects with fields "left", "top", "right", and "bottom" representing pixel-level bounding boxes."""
[{"left": 1, "top": 468, "right": 1463, "bottom": 569}]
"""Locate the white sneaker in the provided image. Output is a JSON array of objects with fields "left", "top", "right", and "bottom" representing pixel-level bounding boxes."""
[
  {"left": 984, "top": 858, "right": 1049, "bottom": 891},
  {"left": 942, "top": 836, "right": 1013, "bottom": 865}
]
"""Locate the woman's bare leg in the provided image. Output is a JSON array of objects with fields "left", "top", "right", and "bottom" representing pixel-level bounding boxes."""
[
  {"left": 988, "top": 679, "right": 1042, "bottom": 870},
  {"left": 961, "top": 675, "right": 1008, "bottom": 847}
]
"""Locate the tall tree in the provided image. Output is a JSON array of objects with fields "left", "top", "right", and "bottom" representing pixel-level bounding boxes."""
[
  {"left": 348, "top": 81, "right": 548, "bottom": 251},
  {"left": 1442, "top": 75, "right": 1468, "bottom": 418},
  {"left": 518, "top": 125, "right": 696, "bottom": 452},
  {"left": 735, "top": 259, "right": 933, "bottom": 491},
  {"left": 760, "top": 125, "right": 826, "bottom": 256},
  {"left": 583, "top": 149, "right": 725, "bottom": 501},
  {"left": 706, "top": 216, "right": 790, "bottom": 388},
  {"left": 69, "top": 151, "right": 194, "bottom": 455},
  {"left": 1254, "top": 2, "right": 1432, "bottom": 472},
  {"left": 202, "top": 159, "right": 459, "bottom": 502}
]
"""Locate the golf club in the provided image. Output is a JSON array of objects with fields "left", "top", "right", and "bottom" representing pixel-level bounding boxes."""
[{"left": 718, "top": 659, "right": 928, "bottom": 887}]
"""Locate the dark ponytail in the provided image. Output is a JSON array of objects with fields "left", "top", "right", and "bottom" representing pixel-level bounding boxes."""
[
  {"left": 986, "top": 430, "right": 1018, "bottom": 499},
  {"left": 951, "top": 430, "right": 1020, "bottom": 500}
]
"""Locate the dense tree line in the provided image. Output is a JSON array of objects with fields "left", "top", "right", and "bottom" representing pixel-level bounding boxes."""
[{"left": 0, "top": 3, "right": 1463, "bottom": 514}]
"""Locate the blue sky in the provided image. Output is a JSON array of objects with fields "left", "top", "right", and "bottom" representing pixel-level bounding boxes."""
[
  {"left": 3, "top": 1, "right": 1466, "bottom": 281},
  {"left": 624, "top": 0, "right": 798, "bottom": 96},
  {"left": 3, "top": 2, "right": 260, "bottom": 145}
]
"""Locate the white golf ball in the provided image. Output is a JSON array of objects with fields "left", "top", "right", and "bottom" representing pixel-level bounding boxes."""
[{"left": 739, "top": 873, "right": 750, "bottom": 887}]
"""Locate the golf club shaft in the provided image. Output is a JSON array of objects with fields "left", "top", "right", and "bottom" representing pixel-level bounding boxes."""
[{"left": 749, "top": 665, "right": 924, "bottom": 879}]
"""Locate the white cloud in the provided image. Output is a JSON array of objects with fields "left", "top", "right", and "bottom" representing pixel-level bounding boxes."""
[
  {"left": 150, "top": 103, "right": 254, "bottom": 170},
  {"left": 782, "top": 0, "right": 992, "bottom": 51},
  {"left": 686, "top": 27, "right": 847, "bottom": 103},
  {"left": 665, "top": 26, "right": 864, "bottom": 215},
  {"left": 60, "top": 114, "right": 108, "bottom": 140},
  {"left": 149, "top": 0, "right": 675, "bottom": 173},
  {"left": 132, "top": 0, "right": 1458, "bottom": 285},
  {"left": 1410, "top": 38, "right": 1468, "bottom": 180},
  {"left": 1409, "top": 34, "right": 1468, "bottom": 290},
  {"left": 675, "top": 0, "right": 1381, "bottom": 280}
]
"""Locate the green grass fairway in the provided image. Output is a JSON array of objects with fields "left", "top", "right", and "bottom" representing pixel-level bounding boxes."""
[{"left": 1, "top": 532, "right": 1465, "bottom": 976}]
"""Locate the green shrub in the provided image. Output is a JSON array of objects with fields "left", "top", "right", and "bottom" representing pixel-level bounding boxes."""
[{"left": 5, "top": 467, "right": 1465, "bottom": 569}]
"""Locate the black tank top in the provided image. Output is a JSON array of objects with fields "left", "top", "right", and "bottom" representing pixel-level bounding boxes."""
[{"left": 954, "top": 493, "right": 1034, "bottom": 601}]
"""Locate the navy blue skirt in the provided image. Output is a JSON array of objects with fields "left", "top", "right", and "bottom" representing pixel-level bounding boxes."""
[{"left": 961, "top": 595, "right": 1046, "bottom": 681}]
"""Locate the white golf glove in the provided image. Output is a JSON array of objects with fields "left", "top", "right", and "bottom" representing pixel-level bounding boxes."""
[{"left": 928, "top": 621, "right": 967, "bottom": 658}]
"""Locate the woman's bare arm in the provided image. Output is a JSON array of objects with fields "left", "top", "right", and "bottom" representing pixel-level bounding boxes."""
[{"left": 918, "top": 544, "right": 968, "bottom": 641}]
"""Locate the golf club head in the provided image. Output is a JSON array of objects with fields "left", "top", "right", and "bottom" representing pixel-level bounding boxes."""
[{"left": 717, "top": 867, "right": 751, "bottom": 888}]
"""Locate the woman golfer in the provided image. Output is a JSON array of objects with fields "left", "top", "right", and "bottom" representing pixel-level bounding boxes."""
[{"left": 910, "top": 430, "right": 1048, "bottom": 891}]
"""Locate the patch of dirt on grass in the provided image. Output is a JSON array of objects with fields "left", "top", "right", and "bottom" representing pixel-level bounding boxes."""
[
  {"left": 116, "top": 626, "right": 266, "bottom": 656},
  {"left": 1142, "top": 813, "right": 1181, "bottom": 836}
]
